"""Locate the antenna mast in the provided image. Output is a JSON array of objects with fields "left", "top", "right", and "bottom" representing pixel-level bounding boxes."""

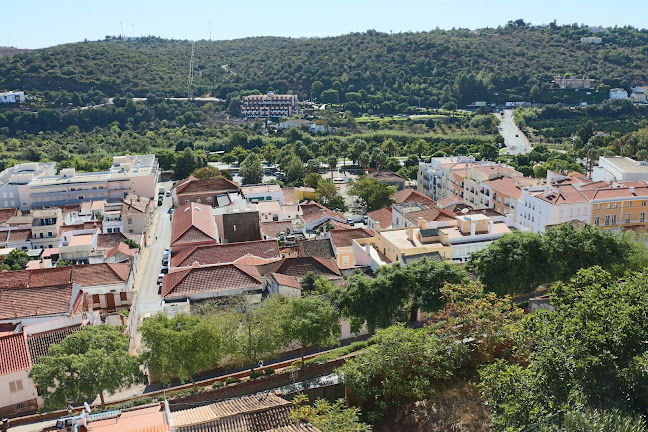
[{"left": 187, "top": 41, "right": 195, "bottom": 100}]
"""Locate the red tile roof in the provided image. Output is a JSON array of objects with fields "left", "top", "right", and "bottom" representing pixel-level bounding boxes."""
[
  {"left": 367, "top": 207, "right": 393, "bottom": 229},
  {"left": 172, "top": 240, "right": 280, "bottom": 268},
  {"left": 299, "top": 201, "right": 345, "bottom": 224},
  {"left": 392, "top": 188, "right": 435, "bottom": 206},
  {"left": 0, "top": 270, "right": 30, "bottom": 289},
  {"left": 96, "top": 233, "right": 140, "bottom": 251},
  {"left": 104, "top": 242, "right": 138, "bottom": 259},
  {"left": 171, "top": 203, "right": 218, "bottom": 246},
  {"left": 0, "top": 208, "right": 19, "bottom": 224},
  {"left": 123, "top": 194, "right": 154, "bottom": 214},
  {"left": 532, "top": 185, "right": 589, "bottom": 204},
  {"left": 260, "top": 221, "right": 294, "bottom": 239},
  {"left": 5, "top": 228, "right": 31, "bottom": 243},
  {"left": 282, "top": 188, "right": 296, "bottom": 205},
  {"left": 256, "top": 257, "right": 341, "bottom": 280},
  {"left": 175, "top": 177, "right": 239, "bottom": 195},
  {"left": 72, "top": 263, "right": 131, "bottom": 286},
  {"left": 29, "top": 266, "right": 72, "bottom": 287},
  {"left": 482, "top": 177, "right": 523, "bottom": 200},
  {"left": 330, "top": 228, "right": 374, "bottom": 248},
  {"left": 162, "top": 263, "right": 262, "bottom": 299},
  {"left": 0, "top": 284, "right": 75, "bottom": 320},
  {"left": 270, "top": 273, "right": 301, "bottom": 289},
  {"left": 404, "top": 206, "right": 456, "bottom": 224},
  {"left": 0, "top": 332, "right": 31, "bottom": 375},
  {"left": 27, "top": 324, "right": 83, "bottom": 364}
]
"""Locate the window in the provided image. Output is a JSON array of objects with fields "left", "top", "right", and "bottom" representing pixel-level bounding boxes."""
[
  {"left": 107, "top": 228, "right": 112, "bottom": 233},
  {"left": 114, "top": 227, "right": 120, "bottom": 233},
  {"left": 266, "top": 196, "right": 272, "bottom": 200},
  {"left": 597, "top": 204, "right": 601, "bottom": 210},
  {"left": 128, "top": 217, "right": 132, "bottom": 224},
  {"left": 9, "top": 380, "right": 23, "bottom": 393},
  {"left": 607, "top": 203, "right": 611, "bottom": 209},
  {"left": 39, "top": 232, "right": 43, "bottom": 238},
  {"left": 120, "top": 292, "right": 128, "bottom": 301},
  {"left": 628, "top": 202, "right": 632, "bottom": 207},
  {"left": 613, "top": 202, "right": 618, "bottom": 209},
  {"left": 626, "top": 213, "right": 631, "bottom": 224},
  {"left": 612, "top": 215, "right": 617, "bottom": 224},
  {"left": 196, "top": 197, "right": 201, "bottom": 203},
  {"left": 643, "top": 201, "right": 647, "bottom": 206},
  {"left": 342, "top": 256, "right": 350, "bottom": 265},
  {"left": 48, "top": 232, "right": 53, "bottom": 237},
  {"left": 641, "top": 212, "right": 645, "bottom": 223},
  {"left": 92, "top": 294, "right": 100, "bottom": 304},
  {"left": 595, "top": 216, "right": 600, "bottom": 226},
  {"left": 605, "top": 215, "right": 610, "bottom": 226}
]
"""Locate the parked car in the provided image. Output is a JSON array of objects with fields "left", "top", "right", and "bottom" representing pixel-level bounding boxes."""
[
  {"left": 157, "top": 284, "right": 162, "bottom": 295},
  {"left": 158, "top": 199, "right": 163, "bottom": 206},
  {"left": 162, "top": 258, "right": 169, "bottom": 267},
  {"left": 362, "top": 215, "right": 368, "bottom": 224},
  {"left": 157, "top": 274, "right": 164, "bottom": 284},
  {"left": 161, "top": 266, "right": 168, "bottom": 274},
  {"left": 347, "top": 218, "right": 355, "bottom": 226},
  {"left": 165, "top": 191, "right": 171, "bottom": 197}
]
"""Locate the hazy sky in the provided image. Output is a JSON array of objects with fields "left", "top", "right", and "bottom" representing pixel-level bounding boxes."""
[{"left": 3, "top": 0, "right": 645, "bottom": 49}]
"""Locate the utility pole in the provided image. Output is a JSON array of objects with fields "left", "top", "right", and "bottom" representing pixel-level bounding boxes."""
[{"left": 187, "top": 42, "right": 195, "bottom": 100}]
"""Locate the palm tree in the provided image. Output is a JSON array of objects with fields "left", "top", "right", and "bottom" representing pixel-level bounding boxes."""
[
  {"left": 327, "top": 155, "right": 338, "bottom": 180},
  {"left": 372, "top": 148, "right": 387, "bottom": 170},
  {"left": 340, "top": 140, "right": 349, "bottom": 176},
  {"left": 382, "top": 138, "right": 398, "bottom": 157},
  {"left": 358, "top": 152, "right": 371, "bottom": 172},
  {"left": 636, "top": 149, "right": 648, "bottom": 161}
]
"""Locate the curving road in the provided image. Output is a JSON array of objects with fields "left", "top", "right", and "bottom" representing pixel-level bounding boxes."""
[{"left": 498, "top": 109, "right": 532, "bottom": 155}]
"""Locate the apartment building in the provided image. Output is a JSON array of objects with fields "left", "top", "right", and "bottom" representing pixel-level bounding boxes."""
[
  {"left": 592, "top": 156, "right": 648, "bottom": 182},
  {"left": 417, "top": 156, "right": 478, "bottom": 200},
  {"left": 31, "top": 208, "right": 63, "bottom": 249},
  {"left": 553, "top": 76, "right": 593, "bottom": 89},
  {"left": 582, "top": 185, "right": 648, "bottom": 229},
  {"left": 0, "top": 155, "right": 159, "bottom": 210},
  {"left": 240, "top": 92, "right": 299, "bottom": 118}
]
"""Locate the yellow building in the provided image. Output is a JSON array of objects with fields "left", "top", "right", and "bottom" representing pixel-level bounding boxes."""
[{"left": 583, "top": 185, "right": 648, "bottom": 228}]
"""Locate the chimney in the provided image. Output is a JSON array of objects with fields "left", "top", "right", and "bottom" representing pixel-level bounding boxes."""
[
  {"left": 375, "top": 221, "right": 381, "bottom": 232},
  {"left": 365, "top": 242, "right": 371, "bottom": 255},
  {"left": 407, "top": 226, "right": 414, "bottom": 242},
  {"left": 470, "top": 222, "right": 476, "bottom": 236},
  {"left": 488, "top": 220, "right": 493, "bottom": 233},
  {"left": 630, "top": 187, "right": 635, "bottom": 194},
  {"left": 417, "top": 217, "right": 425, "bottom": 229}
]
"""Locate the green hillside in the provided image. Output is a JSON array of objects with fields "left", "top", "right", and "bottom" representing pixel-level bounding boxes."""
[{"left": 1, "top": 22, "right": 648, "bottom": 106}]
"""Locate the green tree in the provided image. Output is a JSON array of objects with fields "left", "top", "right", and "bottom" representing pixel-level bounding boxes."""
[
  {"left": 320, "top": 89, "right": 340, "bottom": 104},
  {"left": 55, "top": 260, "right": 74, "bottom": 268},
  {"left": 192, "top": 165, "right": 232, "bottom": 180},
  {"left": 283, "top": 296, "right": 340, "bottom": 366},
  {"left": 0, "top": 249, "right": 30, "bottom": 271},
  {"left": 327, "top": 154, "right": 338, "bottom": 180},
  {"left": 348, "top": 178, "right": 396, "bottom": 212},
  {"left": 311, "top": 81, "right": 324, "bottom": 99},
  {"left": 174, "top": 148, "right": 205, "bottom": 180},
  {"left": 29, "top": 325, "right": 143, "bottom": 409},
  {"left": 228, "top": 97, "right": 242, "bottom": 116},
  {"left": 467, "top": 231, "right": 549, "bottom": 295},
  {"left": 290, "top": 394, "right": 372, "bottom": 432},
  {"left": 577, "top": 120, "right": 595, "bottom": 144},
  {"left": 140, "top": 313, "right": 225, "bottom": 390},
  {"left": 338, "top": 324, "right": 466, "bottom": 422},
  {"left": 282, "top": 155, "right": 306, "bottom": 186},
  {"left": 304, "top": 172, "right": 321, "bottom": 189},
  {"left": 217, "top": 296, "right": 289, "bottom": 372},
  {"left": 239, "top": 152, "right": 264, "bottom": 185}
]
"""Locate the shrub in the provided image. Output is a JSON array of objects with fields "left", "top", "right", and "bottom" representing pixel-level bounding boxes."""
[
  {"left": 250, "top": 370, "right": 264, "bottom": 379},
  {"left": 211, "top": 381, "right": 224, "bottom": 388},
  {"left": 225, "top": 377, "right": 241, "bottom": 385},
  {"left": 264, "top": 368, "right": 275, "bottom": 376}
]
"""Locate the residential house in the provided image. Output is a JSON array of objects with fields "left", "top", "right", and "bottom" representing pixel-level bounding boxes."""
[
  {"left": 354, "top": 214, "right": 529, "bottom": 270},
  {"left": 366, "top": 170, "right": 406, "bottom": 191},
  {"left": 172, "top": 176, "right": 239, "bottom": 207},
  {"left": 170, "top": 240, "right": 281, "bottom": 268},
  {"left": 72, "top": 263, "right": 134, "bottom": 312},
  {"left": 580, "top": 36, "right": 602, "bottom": 44},
  {"left": 392, "top": 188, "right": 436, "bottom": 207},
  {"left": 282, "top": 187, "right": 317, "bottom": 205},
  {"left": 298, "top": 201, "right": 346, "bottom": 232},
  {"left": 391, "top": 201, "right": 456, "bottom": 228},
  {"left": 516, "top": 183, "right": 591, "bottom": 233},
  {"left": 366, "top": 207, "right": 392, "bottom": 231},
  {"left": 0, "top": 208, "right": 20, "bottom": 226},
  {"left": 609, "top": 88, "right": 628, "bottom": 100},
  {"left": 51, "top": 403, "right": 170, "bottom": 432},
  {"left": 255, "top": 200, "right": 300, "bottom": 224},
  {"left": 171, "top": 203, "right": 218, "bottom": 251},
  {"left": 58, "top": 229, "right": 100, "bottom": 263},
  {"left": 30, "top": 208, "right": 63, "bottom": 249},
  {"left": 0, "top": 332, "right": 41, "bottom": 418},
  {"left": 630, "top": 86, "right": 648, "bottom": 103},
  {"left": 0, "top": 91, "right": 25, "bottom": 103},
  {"left": 0, "top": 228, "right": 32, "bottom": 250},
  {"left": 298, "top": 238, "right": 335, "bottom": 259},
  {"left": 162, "top": 263, "right": 264, "bottom": 303},
  {"left": 327, "top": 228, "right": 374, "bottom": 269},
  {"left": 258, "top": 256, "right": 342, "bottom": 297},
  {"left": 260, "top": 220, "right": 295, "bottom": 240},
  {"left": 240, "top": 183, "right": 284, "bottom": 204},
  {"left": 121, "top": 194, "right": 154, "bottom": 234}
]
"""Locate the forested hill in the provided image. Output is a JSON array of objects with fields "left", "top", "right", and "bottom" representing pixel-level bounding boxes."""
[{"left": 1, "top": 22, "right": 648, "bottom": 106}]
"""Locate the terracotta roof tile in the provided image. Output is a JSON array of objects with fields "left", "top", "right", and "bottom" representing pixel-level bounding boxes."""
[
  {"left": 97, "top": 233, "right": 140, "bottom": 250},
  {"left": 260, "top": 221, "right": 294, "bottom": 239},
  {"left": 172, "top": 240, "right": 280, "bottom": 268},
  {"left": 171, "top": 203, "right": 218, "bottom": 246},
  {"left": 271, "top": 273, "right": 301, "bottom": 289},
  {"left": 0, "top": 332, "right": 31, "bottom": 375},
  {"left": 29, "top": 266, "right": 72, "bottom": 287},
  {"left": 72, "top": 263, "right": 131, "bottom": 286},
  {"left": 367, "top": 207, "right": 393, "bottom": 229},
  {"left": 404, "top": 206, "right": 456, "bottom": 224},
  {"left": 0, "top": 270, "right": 30, "bottom": 289},
  {"left": 256, "top": 257, "right": 341, "bottom": 280},
  {"left": 392, "top": 188, "right": 435, "bottom": 206},
  {"left": 175, "top": 177, "right": 239, "bottom": 195},
  {"left": 298, "top": 239, "right": 334, "bottom": 258},
  {"left": 6, "top": 228, "right": 31, "bottom": 243},
  {"left": 330, "top": 228, "right": 374, "bottom": 248},
  {"left": 532, "top": 185, "right": 589, "bottom": 204},
  {"left": 27, "top": 324, "right": 83, "bottom": 364},
  {"left": 0, "top": 208, "right": 19, "bottom": 224},
  {"left": 105, "top": 242, "right": 138, "bottom": 259},
  {"left": 282, "top": 188, "right": 296, "bottom": 205},
  {"left": 171, "top": 394, "right": 291, "bottom": 429},
  {"left": 162, "top": 264, "right": 262, "bottom": 299},
  {"left": 0, "top": 284, "right": 74, "bottom": 320},
  {"left": 122, "top": 194, "right": 154, "bottom": 214},
  {"left": 482, "top": 177, "right": 523, "bottom": 200},
  {"left": 299, "top": 201, "right": 345, "bottom": 224}
]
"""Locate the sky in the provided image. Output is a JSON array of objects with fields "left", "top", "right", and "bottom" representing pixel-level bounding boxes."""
[{"left": 2, "top": 0, "right": 645, "bottom": 49}]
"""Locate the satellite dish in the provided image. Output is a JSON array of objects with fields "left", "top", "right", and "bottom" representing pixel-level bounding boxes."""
[
  {"left": 84, "top": 402, "right": 92, "bottom": 413},
  {"left": 461, "top": 208, "right": 469, "bottom": 214}
]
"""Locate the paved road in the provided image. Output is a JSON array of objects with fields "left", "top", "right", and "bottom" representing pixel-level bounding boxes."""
[{"left": 498, "top": 109, "right": 532, "bottom": 155}]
